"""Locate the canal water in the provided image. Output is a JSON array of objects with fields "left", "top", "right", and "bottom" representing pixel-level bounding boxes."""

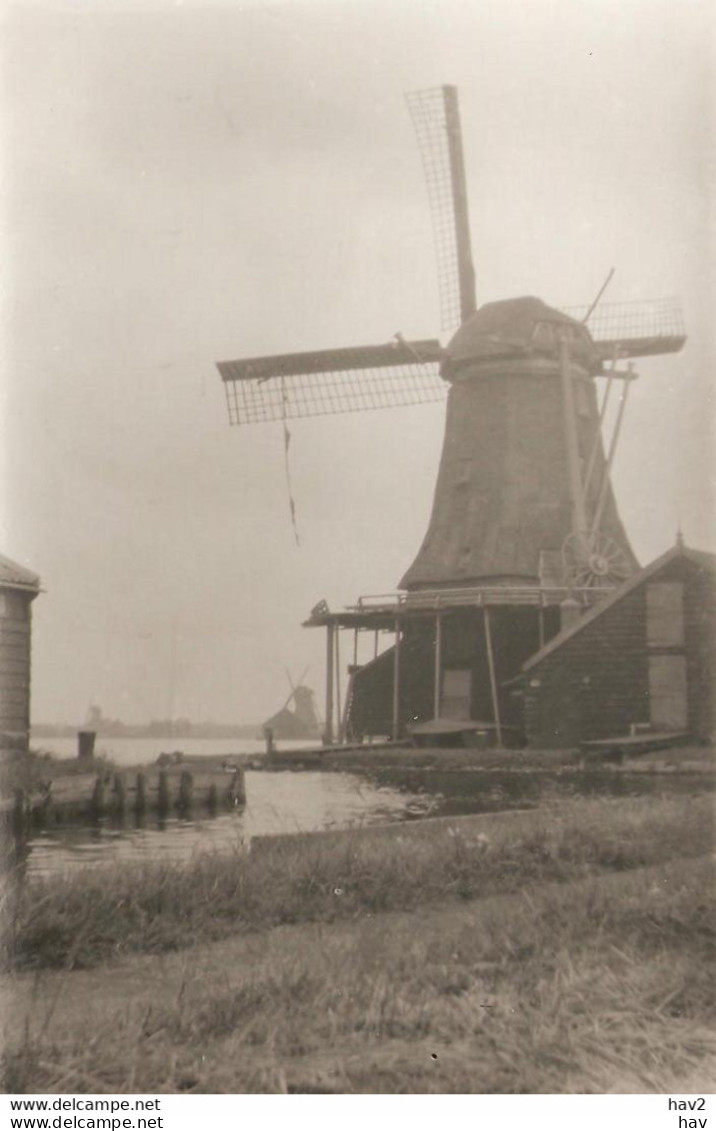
[{"left": 16, "top": 736, "right": 713, "bottom": 879}]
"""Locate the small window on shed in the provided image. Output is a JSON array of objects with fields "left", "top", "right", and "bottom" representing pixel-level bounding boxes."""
[{"left": 646, "top": 581, "right": 684, "bottom": 647}]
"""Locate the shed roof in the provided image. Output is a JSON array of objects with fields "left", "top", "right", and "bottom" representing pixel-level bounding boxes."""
[
  {"left": 519, "top": 543, "right": 716, "bottom": 675},
  {"left": 0, "top": 553, "right": 41, "bottom": 593}
]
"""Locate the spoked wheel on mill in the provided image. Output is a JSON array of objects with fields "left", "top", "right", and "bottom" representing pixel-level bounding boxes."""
[{"left": 562, "top": 532, "right": 633, "bottom": 591}]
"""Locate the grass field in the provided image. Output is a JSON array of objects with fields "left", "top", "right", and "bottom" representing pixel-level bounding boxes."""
[
  {"left": 3, "top": 793, "right": 713, "bottom": 972},
  {"left": 3, "top": 856, "right": 714, "bottom": 1093},
  {"left": 2, "top": 792, "right": 714, "bottom": 1093}
]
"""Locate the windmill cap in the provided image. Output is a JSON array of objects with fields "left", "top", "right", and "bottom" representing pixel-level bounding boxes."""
[{"left": 442, "top": 296, "right": 596, "bottom": 377}]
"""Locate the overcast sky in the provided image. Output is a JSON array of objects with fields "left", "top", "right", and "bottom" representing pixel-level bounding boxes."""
[{"left": 2, "top": 0, "right": 713, "bottom": 725}]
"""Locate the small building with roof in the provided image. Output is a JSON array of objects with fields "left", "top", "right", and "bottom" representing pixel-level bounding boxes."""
[
  {"left": 508, "top": 542, "right": 716, "bottom": 748},
  {"left": 0, "top": 553, "right": 41, "bottom": 756}
]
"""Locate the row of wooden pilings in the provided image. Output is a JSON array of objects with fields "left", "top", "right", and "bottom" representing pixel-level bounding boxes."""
[{"left": 9, "top": 766, "right": 247, "bottom": 834}]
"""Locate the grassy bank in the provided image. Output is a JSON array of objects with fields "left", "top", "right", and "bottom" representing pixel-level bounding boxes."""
[
  {"left": 3, "top": 855, "right": 714, "bottom": 1093},
  {"left": 317, "top": 743, "right": 716, "bottom": 772},
  {"left": 3, "top": 793, "right": 713, "bottom": 973}
]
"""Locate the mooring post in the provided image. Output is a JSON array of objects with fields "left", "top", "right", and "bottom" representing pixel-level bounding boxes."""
[
  {"left": 77, "top": 730, "right": 96, "bottom": 763},
  {"left": 91, "top": 774, "right": 106, "bottom": 818},
  {"left": 157, "top": 770, "right": 170, "bottom": 815},
  {"left": 179, "top": 770, "right": 194, "bottom": 812},
  {"left": 112, "top": 773, "right": 126, "bottom": 816},
  {"left": 229, "top": 767, "right": 246, "bottom": 808},
  {"left": 135, "top": 772, "right": 147, "bottom": 816}
]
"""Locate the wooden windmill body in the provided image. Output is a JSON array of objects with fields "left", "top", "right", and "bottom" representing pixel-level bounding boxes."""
[{"left": 217, "top": 86, "right": 685, "bottom": 745}]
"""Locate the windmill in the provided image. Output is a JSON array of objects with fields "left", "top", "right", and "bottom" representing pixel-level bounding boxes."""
[
  {"left": 216, "top": 86, "right": 686, "bottom": 743},
  {"left": 262, "top": 667, "right": 321, "bottom": 741}
]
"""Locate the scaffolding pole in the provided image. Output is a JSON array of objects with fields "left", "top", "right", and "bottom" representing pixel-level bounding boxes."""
[
  {"left": 433, "top": 612, "right": 442, "bottom": 717},
  {"left": 324, "top": 623, "right": 335, "bottom": 745},
  {"left": 483, "top": 607, "right": 502, "bottom": 747},
  {"left": 392, "top": 618, "right": 401, "bottom": 742}
]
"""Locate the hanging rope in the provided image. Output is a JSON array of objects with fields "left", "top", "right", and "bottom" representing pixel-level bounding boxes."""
[{"left": 281, "top": 378, "right": 300, "bottom": 547}]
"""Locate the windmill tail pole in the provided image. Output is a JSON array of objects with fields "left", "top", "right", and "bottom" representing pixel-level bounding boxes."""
[
  {"left": 559, "top": 334, "right": 588, "bottom": 543},
  {"left": 590, "top": 367, "right": 634, "bottom": 542}
]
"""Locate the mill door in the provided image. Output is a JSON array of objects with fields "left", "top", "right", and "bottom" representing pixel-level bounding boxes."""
[
  {"left": 648, "top": 654, "right": 688, "bottom": 731},
  {"left": 441, "top": 668, "right": 472, "bottom": 720}
]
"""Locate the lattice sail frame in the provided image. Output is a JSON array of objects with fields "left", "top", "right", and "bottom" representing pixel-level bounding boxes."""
[
  {"left": 565, "top": 296, "right": 686, "bottom": 359},
  {"left": 217, "top": 340, "right": 445, "bottom": 425},
  {"left": 221, "top": 360, "right": 444, "bottom": 425},
  {"left": 217, "top": 296, "right": 684, "bottom": 426},
  {"left": 406, "top": 86, "right": 467, "bottom": 332}
]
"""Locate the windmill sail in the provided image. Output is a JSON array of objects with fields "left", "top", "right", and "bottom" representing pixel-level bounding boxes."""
[
  {"left": 406, "top": 85, "right": 476, "bottom": 330},
  {"left": 218, "top": 339, "right": 443, "bottom": 424},
  {"left": 564, "top": 296, "right": 686, "bottom": 360},
  {"left": 216, "top": 85, "right": 686, "bottom": 596}
]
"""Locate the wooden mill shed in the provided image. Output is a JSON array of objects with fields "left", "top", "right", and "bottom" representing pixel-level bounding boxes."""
[
  {"left": 0, "top": 554, "right": 41, "bottom": 756},
  {"left": 510, "top": 542, "right": 716, "bottom": 748}
]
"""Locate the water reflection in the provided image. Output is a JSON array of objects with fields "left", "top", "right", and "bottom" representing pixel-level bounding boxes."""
[
  {"left": 15, "top": 770, "right": 435, "bottom": 879},
  {"left": 9, "top": 764, "right": 713, "bottom": 881}
]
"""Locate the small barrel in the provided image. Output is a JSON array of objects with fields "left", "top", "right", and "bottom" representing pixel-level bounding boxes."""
[{"left": 78, "top": 730, "right": 96, "bottom": 762}]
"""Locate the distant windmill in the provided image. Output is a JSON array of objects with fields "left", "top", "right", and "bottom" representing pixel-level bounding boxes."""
[
  {"left": 217, "top": 86, "right": 685, "bottom": 593},
  {"left": 262, "top": 667, "right": 321, "bottom": 741}
]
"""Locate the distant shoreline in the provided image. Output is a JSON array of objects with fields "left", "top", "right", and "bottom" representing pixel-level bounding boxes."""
[{"left": 31, "top": 723, "right": 261, "bottom": 740}]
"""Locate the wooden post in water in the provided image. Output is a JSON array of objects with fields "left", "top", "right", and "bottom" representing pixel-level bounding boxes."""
[
  {"left": 179, "top": 770, "right": 194, "bottom": 812},
  {"left": 158, "top": 770, "right": 170, "bottom": 816},
  {"left": 135, "top": 772, "right": 147, "bottom": 816},
  {"left": 228, "top": 767, "right": 246, "bottom": 808},
  {"left": 91, "top": 774, "right": 106, "bottom": 818},
  {"left": 112, "top": 773, "right": 126, "bottom": 816}
]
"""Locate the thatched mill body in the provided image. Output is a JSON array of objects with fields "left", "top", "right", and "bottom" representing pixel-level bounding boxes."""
[{"left": 216, "top": 86, "right": 685, "bottom": 745}]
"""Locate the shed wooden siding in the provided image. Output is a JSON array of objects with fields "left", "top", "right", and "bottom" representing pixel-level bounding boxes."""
[
  {"left": 519, "top": 555, "right": 715, "bottom": 747},
  {"left": 0, "top": 589, "right": 34, "bottom": 750},
  {"left": 346, "top": 606, "right": 560, "bottom": 739},
  {"left": 682, "top": 559, "right": 716, "bottom": 738},
  {"left": 521, "top": 585, "right": 650, "bottom": 747}
]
